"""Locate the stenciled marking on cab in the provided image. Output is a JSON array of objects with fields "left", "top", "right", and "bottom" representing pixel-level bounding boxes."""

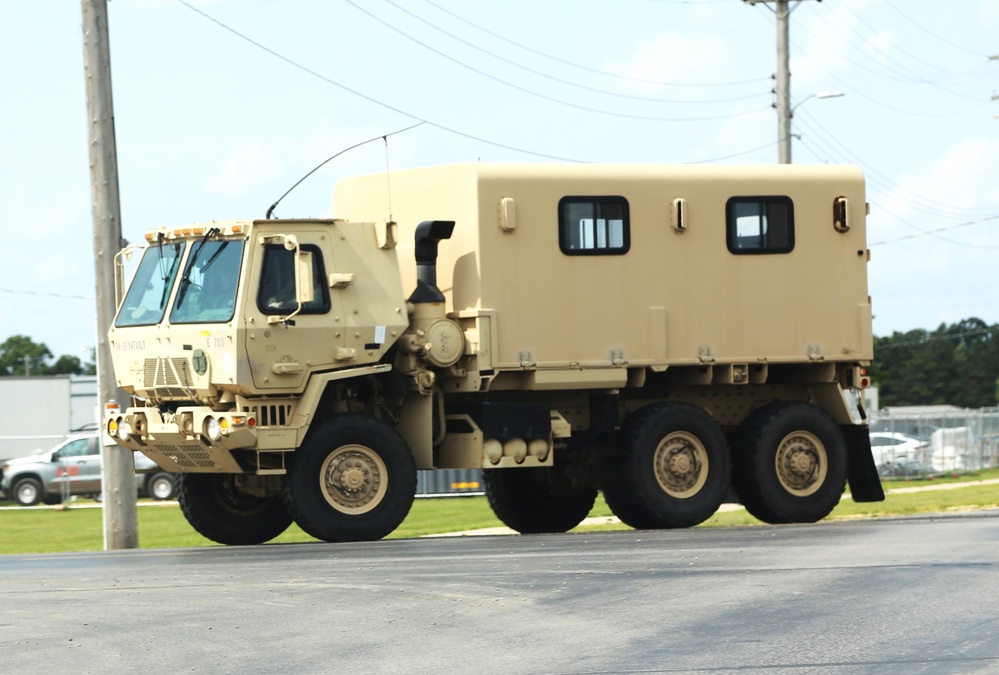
[{"left": 114, "top": 339, "right": 147, "bottom": 351}]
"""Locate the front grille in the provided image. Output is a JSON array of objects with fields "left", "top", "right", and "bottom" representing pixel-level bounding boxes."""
[
  {"left": 143, "top": 357, "right": 194, "bottom": 389},
  {"left": 246, "top": 404, "right": 292, "bottom": 426}
]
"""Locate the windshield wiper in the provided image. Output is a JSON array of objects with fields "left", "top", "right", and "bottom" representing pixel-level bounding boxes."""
[
  {"left": 156, "top": 232, "right": 174, "bottom": 310},
  {"left": 175, "top": 227, "right": 220, "bottom": 309}
]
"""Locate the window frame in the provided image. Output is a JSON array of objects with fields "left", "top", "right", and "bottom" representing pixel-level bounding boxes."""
[
  {"left": 256, "top": 243, "right": 331, "bottom": 316},
  {"left": 725, "top": 195, "right": 795, "bottom": 255},
  {"left": 558, "top": 196, "right": 631, "bottom": 256},
  {"left": 114, "top": 241, "right": 185, "bottom": 328},
  {"left": 168, "top": 239, "right": 245, "bottom": 325}
]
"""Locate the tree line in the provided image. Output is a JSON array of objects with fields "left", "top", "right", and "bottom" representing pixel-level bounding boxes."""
[
  {"left": 0, "top": 335, "right": 95, "bottom": 377},
  {"left": 872, "top": 318, "right": 999, "bottom": 409},
  {"left": 3, "top": 319, "right": 998, "bottom": 407}
]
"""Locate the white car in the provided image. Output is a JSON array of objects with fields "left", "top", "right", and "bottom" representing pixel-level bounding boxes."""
[
  {"left": 869, "top": 431, "right": 926, "bottom": 476},
  {"left": 0, "top": 434, "right": 176, "bottom": 506}
]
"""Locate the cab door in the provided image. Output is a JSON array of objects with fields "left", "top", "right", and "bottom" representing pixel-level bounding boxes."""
[{"left": 242, "top": 228, "right": 342, "bottom": 392}]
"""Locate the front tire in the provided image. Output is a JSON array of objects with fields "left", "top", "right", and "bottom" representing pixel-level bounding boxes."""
[
  {"left": 731, "top": 402, "right": 847, "bottom": 524},
  {"left": 603, "top": 403, "right": 731, "bottom": 529},
  {"left": 483, "top": 468, "right": 597, "bottom": 534},
  {"left": 178, "top": 474, "right": 292, "bottom": 545},
  {"left": 284, "top": 415, "right": 417, "bottom": 543},
  {"left": 13, "top": 477, "right": 44, "bottom": 506}
]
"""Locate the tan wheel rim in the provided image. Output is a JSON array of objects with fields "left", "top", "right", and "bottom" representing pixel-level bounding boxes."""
[
  {"left": 653, "top": 431, "right": 709, "bottom": 499},
  {"left": 319, "top": 444, "right": 388, "bottom": 515},
  {"left": 774, "top": 431, "right": 828, "bottom": 497}
]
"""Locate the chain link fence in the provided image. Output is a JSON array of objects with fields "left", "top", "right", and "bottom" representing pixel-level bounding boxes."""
[{"left": 868, "top": 407, "right": 999, "bottom": 480}]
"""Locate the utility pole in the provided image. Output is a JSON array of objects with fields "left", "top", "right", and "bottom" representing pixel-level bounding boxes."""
[
  {"left": 82, "top": 0, "right": 138, "bottom": 550},
  {"left": 743, "top": 0, "right": 822, "bottom": 163}
]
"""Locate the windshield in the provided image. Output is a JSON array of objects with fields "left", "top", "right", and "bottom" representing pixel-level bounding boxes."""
[
  {"left": 170, "top": 240, "right": 245, "bottom": 324},
  {"left": 115, "top": 241, "right": 184, "bottom": 327}
]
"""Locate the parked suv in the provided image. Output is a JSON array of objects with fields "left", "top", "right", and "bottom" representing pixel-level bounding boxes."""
[{"left": 0, "top": 434, "right": 176, "bottom": 506}]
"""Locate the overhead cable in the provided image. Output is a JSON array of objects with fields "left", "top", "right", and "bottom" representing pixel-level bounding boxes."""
[
  {"left": 346, "top": 1, "right": 770, "bottom": 123},
  {"left": 381, "top": 0, "right": 767, "bottom": 105},
  {"left": 174, "top": 0, "right": 589, "bottom": 162},
  {"left": 418, "top": 0, "right": 768, "bottom": 88}
]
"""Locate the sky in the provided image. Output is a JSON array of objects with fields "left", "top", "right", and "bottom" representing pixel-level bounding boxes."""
[{"left": 1, "top": 0, "right": 997, "bottom": 366}]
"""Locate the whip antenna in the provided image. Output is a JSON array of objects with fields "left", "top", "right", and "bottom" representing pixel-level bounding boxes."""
[{"left": 265, "top": 121, "right": 424, "bottom": 219}]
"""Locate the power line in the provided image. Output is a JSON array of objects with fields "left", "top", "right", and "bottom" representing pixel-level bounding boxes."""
[
  {"left": 833, "top": 1, "right": 990, "bottom": 81},
  {"left": 0, "top": 288, "right": 92, "bottom": 301},
  {"left": 418, "top": 0, "right": 768, "bottom": 88},
  {"left": 875, "top": 326, "right": 996, "bottom": 349},
  {"left": 811, "top": 6, "right": 987, "bottom": 95},
  {"left": 174, "top": 0, "right": 588, "bottom": 162},
  {"left": 793, "top": 108, "right": 999, "bottom": 216},
  {"left": 381, "top": 0, "right": 767, "bottom": 105},
  {"left": 346, "top": 1, "right": 770, "bottom": 123},
  {"left": 794, "top": 133, "right": 999, "bottom": 248},
  {"left": 175, "top": 0, "right": 779, "bottom": 165},
  {"left": 749, "top": 7, "right": 988, "bottom": 118},
  {"left": 883, "top": 0, "right": 991, "bottom": 59},
  {"left": 685, "top": 140, "right": 779, "bottom": 164},
  {"left": 867, "top": 214, "right": 999, "bottom": 248}
]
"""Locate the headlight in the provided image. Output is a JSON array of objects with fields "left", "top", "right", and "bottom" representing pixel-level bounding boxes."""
[
  {"left": 205, "top": 416, "right": 221, "bottom": 441},
  {"left": 108, "top": 416, "right": 128, "bottom": 440}
]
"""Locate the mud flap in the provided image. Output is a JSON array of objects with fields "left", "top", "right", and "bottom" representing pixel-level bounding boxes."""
[{"left": 841, "top": 425, "right": 884, "bottom": 502}]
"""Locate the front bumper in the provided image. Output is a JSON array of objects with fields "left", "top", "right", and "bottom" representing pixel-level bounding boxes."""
[{"left": 105, "top": 406, "right": 257, "bottom": 473}]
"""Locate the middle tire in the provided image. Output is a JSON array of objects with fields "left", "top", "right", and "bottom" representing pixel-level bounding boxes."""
[
  {"left": 483, "top": 467, "right": 597, "bottom": 534},
  {"left": 603, "top": 402, "right": 731, "bottom": 529},
  {"left": 284, "top": 415, "right": 417, "bottom": 543}
]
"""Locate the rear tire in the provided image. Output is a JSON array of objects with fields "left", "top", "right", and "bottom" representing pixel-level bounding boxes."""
[
  {"left": 284, "top": 415, "right": 417, "bottom": 543},
  {"left": 483, "top": 468, "right": 597, "bottom": 534},
  {"left": 731, "top": 402, "right": 847, "bottom": 524},
  {"left": 13, "top": 477, "right": 44, "bottom": 507},
  {"left": 178, "top": 474, "right": 292, "bottom": 545},
  {"left": 603, "top": 402, "right": 731, "bottom": 529}
]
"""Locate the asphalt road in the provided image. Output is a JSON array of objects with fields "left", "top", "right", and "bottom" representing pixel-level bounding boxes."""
[{"left": 2, "top": 513, "right": 998, "bottom": 674}]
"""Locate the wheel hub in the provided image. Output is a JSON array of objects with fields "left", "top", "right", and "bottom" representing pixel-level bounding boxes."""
[
  {"left": 669, "top": 453, "right": 692, "bottom": 474},
  {"left": 789, "top": 449, "right": 816, "bottom": 475},
  {"left": 654, "top": 432, "right": 708, "bottom": 499},
  {"left": 320, "top": 445, "right": 387, "bottom": 515},
  {"left": 775, "top": 432, "right": 828, "bottom": 497},
  {"left": 340, "top": 465, "right": 367, "bottom": 491}
]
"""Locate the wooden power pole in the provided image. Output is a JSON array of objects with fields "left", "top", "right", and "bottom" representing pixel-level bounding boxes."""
[
  {"left": 82, "top": 0, "right": 138, "bottom": 549},
  {"left": 743, "top": 0, "right": 822, "bottom": 164}
]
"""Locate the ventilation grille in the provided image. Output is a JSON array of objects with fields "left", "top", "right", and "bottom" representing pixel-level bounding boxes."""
[
  {"left": 161, "top": 444, "right": 215, "bottom": 469},
  {"left": 143, "top": 357, "right": 194, "bottom": 389},
  {"left": 246, "top": 404, "right": 292, "bottom": 426}
]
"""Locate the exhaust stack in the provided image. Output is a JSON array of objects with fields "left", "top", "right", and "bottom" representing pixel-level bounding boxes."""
[{"left": 409, "top": 220, "right": 455, "bottom": 303}]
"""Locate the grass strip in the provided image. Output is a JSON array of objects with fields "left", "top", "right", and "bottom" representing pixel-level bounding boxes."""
[{"left": 0, "top": 474, "right": 996, "bottom": 555}]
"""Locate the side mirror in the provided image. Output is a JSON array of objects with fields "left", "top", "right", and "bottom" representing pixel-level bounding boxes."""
[{"left": 296, "top": 250, "right": 315, "bottom": 305}]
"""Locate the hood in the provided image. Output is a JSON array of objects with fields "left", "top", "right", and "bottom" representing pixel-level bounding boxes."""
[{"left": 3, "top": 451, "right": 54, "bottom": 467}]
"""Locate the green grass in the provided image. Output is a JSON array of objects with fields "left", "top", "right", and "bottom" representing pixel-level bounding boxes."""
[
  {"left": 1, "top": 472, "right": 996, "bottom": 555},
  {"left": 0, "top": 497, "right": 513, "bottom": 555}
]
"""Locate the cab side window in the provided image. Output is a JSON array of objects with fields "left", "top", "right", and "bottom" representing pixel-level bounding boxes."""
[
  {"left": 726, "top": 196, "right": 794, "bottom": 254},
  {"left": 54, "top": 439, "right": 93, "bottom": 460},
  {"left": 257, "top": 244, "right": 331, "bottom": 315},
  {"left": 559, "top": 196, "right": 630, "bottom": 255}
]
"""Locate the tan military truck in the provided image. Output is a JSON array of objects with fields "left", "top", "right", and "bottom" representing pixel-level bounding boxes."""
[{"left": 105, "top": 163, "right": 882, "bottom": 545}]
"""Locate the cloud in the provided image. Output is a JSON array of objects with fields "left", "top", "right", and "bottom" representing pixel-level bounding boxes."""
[{"left": 868, "top": 136, "right": 999, "bottom": 335}]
